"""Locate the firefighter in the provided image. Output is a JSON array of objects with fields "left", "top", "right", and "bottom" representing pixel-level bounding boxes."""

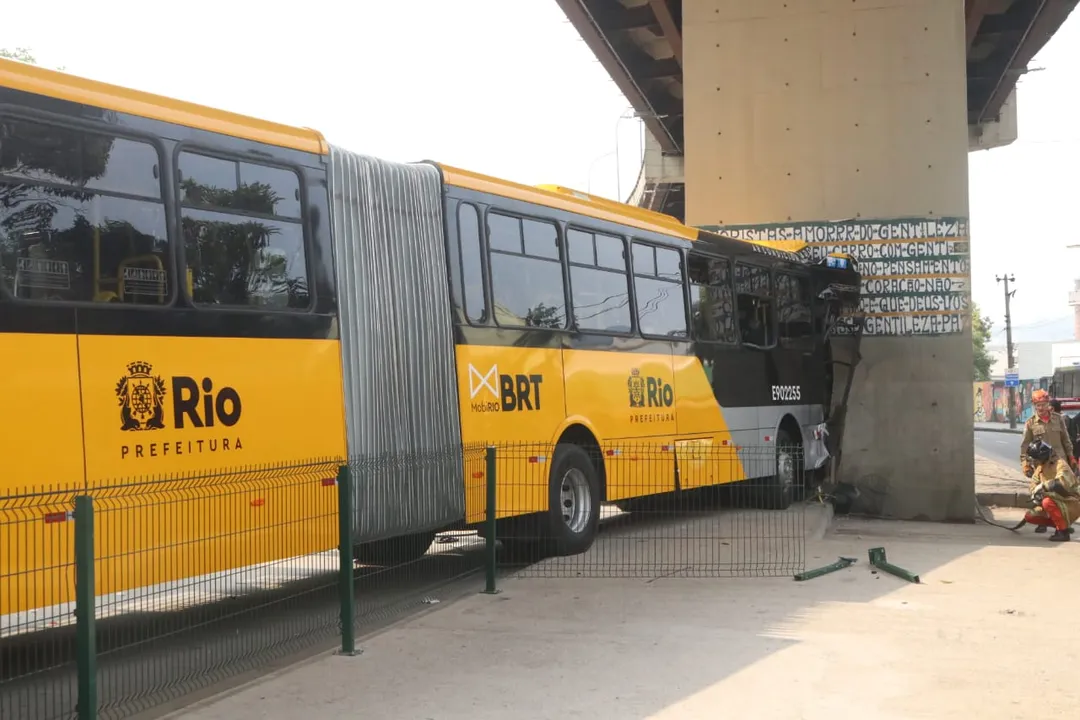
[
  {"left": 1022, "top": 440, "right": 1080, "bottom": 542},
  {"left": 1020, "top": 389, "right": 1075, "bottom": 477},
  {"left": 1050, "top": 399, "right": 1080, "bottom": 450}
]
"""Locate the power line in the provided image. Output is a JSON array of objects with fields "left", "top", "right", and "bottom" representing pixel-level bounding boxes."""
[{"left": 991, "top": 315, "right": 1071, "bottom": 333}]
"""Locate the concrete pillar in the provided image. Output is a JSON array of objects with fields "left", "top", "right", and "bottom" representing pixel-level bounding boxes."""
[{"left": 683, "top": 0, "right": 973, "bottom": 521}]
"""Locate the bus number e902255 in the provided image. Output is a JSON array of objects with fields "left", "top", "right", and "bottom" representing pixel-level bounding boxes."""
[{"left": 771, "top": 385, "right": 801, "bottom": 402}]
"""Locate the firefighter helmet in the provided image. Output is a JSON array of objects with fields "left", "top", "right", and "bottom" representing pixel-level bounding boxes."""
[{"left": 1026, "top": 440, "right": 1053, "bottom": 464}]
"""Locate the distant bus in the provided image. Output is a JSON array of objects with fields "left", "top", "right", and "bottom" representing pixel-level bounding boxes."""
[
  {"left": 1051, "top": 365, "right": 1080, "bottom": 412},
  {"left": 0, "top": 57, "right": 862, "bottom": 614}
]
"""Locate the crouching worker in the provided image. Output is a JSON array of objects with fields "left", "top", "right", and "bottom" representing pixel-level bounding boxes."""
[{"left": 1023, "top": 440, "right": 1080, "bottom": 542}]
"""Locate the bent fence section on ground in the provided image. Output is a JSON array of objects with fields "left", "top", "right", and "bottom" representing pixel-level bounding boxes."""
[{"left": 0, "top": 441, "right": 813, "bottom": 719}]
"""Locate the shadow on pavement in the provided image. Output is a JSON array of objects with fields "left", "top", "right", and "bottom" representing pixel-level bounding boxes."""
[
  {"left": 0, "top": 538, "right": 488, "bottom": 720},
  {"left": 170, "top": 507, "right": 1080, "bottom": 720}
]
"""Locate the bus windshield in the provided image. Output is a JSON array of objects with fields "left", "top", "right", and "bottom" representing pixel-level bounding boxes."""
[{"left": 1054, "top": 367, "right": 1080, "bottom": 397}]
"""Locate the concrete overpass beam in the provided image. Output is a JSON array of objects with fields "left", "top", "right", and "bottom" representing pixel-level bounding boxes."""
[
  {"left": 628, "top": 127, "right": 685, "bottom": 210},
  {"left": 683, "top": 0, "right": 974, "bottom": 521},
  {"left": 970, "top": 86, "right": 1018, "bottom": 151},
  {"left": 643, "top": 127, "right": 685, "bottom": 185}
]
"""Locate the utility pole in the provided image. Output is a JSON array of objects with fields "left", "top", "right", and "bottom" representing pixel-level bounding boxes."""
[{"left": 996, "top": 273, "right": 1017, "bottom": 429}]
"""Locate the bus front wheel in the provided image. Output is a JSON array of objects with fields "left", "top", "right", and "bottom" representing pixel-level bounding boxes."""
[{"left": 546, "top": 443, "right": 601, "bottom": 556}]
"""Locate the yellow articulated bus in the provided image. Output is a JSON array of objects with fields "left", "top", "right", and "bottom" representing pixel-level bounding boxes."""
[{"left": 0, "top": 58, "right": 862, "bottom": 613}]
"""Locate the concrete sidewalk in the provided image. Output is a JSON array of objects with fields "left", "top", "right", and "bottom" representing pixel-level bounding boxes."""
[
  {"left": 975, "top": 453, "right": 1030, "bottom": 508},
  {"left": 169, "top": 511, "right": 1080, "bottom": 720}
]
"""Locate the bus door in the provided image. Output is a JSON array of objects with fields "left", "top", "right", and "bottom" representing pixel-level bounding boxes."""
[
  {"left": 0, "top": 117, "right": 99, "bottom": 493},
  {"left": 732, "top": 261, "right": 781, "bottom": 479},
  {"left": 773, "top": 269, "right": 817, "bottom": 427},
  {"left": 608, "top": 240, "right": 682, "bottom": 500},
  {"left": 0, "top": 116, "right": 93, "bottom": 617},
  {"left": 65, "top": 126, "right": 174, "bottom": 485},
  {"left": 676, "top": 251, "right": 740, "bottom": 490}
]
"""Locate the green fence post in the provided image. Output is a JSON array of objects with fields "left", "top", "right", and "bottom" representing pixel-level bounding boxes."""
[
  {"left": 482, "top": 446, "right": 500, "bottom": 595},
  {"left": 337, "top": 464, "right": 358, "bottom": 655},
  {"left": 74, "top": 495, "right": 97, "bottom": 720}
]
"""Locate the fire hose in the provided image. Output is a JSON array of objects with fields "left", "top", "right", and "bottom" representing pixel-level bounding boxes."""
[
  {"left": 975, "top": 479, "right": 1078, "bottom": 532},
  {"left": 973, "top": 500, "right": 1028, "bottom": 532}
]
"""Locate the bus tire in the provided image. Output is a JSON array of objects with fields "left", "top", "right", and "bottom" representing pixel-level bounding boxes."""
[
  {"left": 547, "top": 443, "right": 601, "bottom": 556},
  {"left": 352, "top": 530, "right": 437, "bottom": 566},
  {"left": 765, "top": 428, "right": 799, "bottom": 511}
]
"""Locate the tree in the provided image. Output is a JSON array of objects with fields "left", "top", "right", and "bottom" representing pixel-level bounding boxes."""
[
  {"left": 0, "top": 47, "right": 37, "bottom": 64},
  {"left": 0, "top": 49, "right": 101, "bottom": 296},
  {"left": 181, "top": 177, "right": 309, "bottom": 308},
  {"left": 972, "top": 302, "right": 994, "bottom": 381},
  {"left": 523, "top": 302, "right": 563, "bottom": 329},
  {"left": 1, "top": 46, "right": 64, "bottom": 71},
  {"left": 1, "top": 48, "right": 300, "bottom": 307}
]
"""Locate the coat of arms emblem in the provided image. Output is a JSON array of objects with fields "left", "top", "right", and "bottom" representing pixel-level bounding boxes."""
[
  {"left": 115, "top": 361, "right": 167, "bottom": 431},
  {"left": 628, "top": 368, "right": 645, "bottom": 408}
]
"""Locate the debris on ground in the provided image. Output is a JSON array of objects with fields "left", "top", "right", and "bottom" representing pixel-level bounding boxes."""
[
  {"left": 868, "top": 546, "right": 920, "bottom": 584},
  {"left": 793, "top": 556, "right": 857, "bottom": 581}
]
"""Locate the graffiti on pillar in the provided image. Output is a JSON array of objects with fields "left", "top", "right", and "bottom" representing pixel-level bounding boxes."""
[{"left": 702, "top": 217, "right": 970, "bottom": 336}]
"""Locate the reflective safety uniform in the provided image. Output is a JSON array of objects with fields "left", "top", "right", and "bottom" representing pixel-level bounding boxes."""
[
  {"left": 1020, "top": 412, "right": 1074, "bottom": 476},
  {"left": 1024, "top": 458, "right": 1080, "bottom": 532}
]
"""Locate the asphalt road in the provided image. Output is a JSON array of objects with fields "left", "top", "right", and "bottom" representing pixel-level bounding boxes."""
[{"left": 974, "top": 429, "right": 1020, "bottom": 467}]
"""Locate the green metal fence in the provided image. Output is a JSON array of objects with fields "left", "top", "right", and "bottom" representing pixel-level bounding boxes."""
[
  {"left": 0, "top": 484, "right": 80, "bottom": 720},
  {"left": 1, "top": 441, "right": 812, "bottom": 719},
  {"left": 484, "top": 442, "right": 810, "bottom": 579}
]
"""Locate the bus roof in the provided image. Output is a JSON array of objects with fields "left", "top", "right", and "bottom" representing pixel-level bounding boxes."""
[
  {"left": 439, "top": 164, "right": 699, "bottom": 241},
  {"left": 534, "top": 183, "right": 688, "bottom": 228},
  {"left": 745, "top": 239, "right": 809, "bottom": 254},
  {"left": 0, "top": 57, "right": 329, "bottom": 156},
  {"left": 0, "top": 58, "right": 818, "bottom": 260},
  {"left": 438, "top": 167, "right": 816, "bottom": 256}
]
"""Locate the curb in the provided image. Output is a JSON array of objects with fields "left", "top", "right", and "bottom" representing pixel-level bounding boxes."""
[
  {"left": 975, "top": 426, "right": 1023, "bottom": 435},
  {"left": 976, "top": 491, "right": 1029, "bottom": 509}
]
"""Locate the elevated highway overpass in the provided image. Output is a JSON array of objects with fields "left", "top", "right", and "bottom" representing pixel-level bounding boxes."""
[{"left": 556, "top": 0, "right": 1078, "bottom": 520}]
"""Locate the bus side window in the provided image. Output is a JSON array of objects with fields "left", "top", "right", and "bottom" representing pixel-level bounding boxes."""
[
  {"left": 178, "top": 151, "right": 309, "bottom": 310},
  {"left": 457, "top": 203, "right": 487, "bottom": 323},
  {"left": 567, "top": 228, "right": 631, "bottom": 333},
  {"left": 486, "top": 211, "right": 566, "bottom": 329},
  {"left": 0, "top": 119, "right": 170, "bottom": 305},
  {"left": 734, "top": 263, "right": 775, "bottom": 347},
  {"left": 687, "top": 253, "right": 736, "bottom": 344},
  {"left": 776, "top": 272, "right": 813, "bottom": 341},
  {"left": 632, "top": 241, "right": 688, "bottom": 339}
]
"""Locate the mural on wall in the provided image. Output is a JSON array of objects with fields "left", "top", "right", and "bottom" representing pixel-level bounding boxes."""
[
  {"left": 973, "top": 378, "right": 1052, "bottom": 423},
  {"left": 706, "top": 217, "right": 969, "bottom": 336}
]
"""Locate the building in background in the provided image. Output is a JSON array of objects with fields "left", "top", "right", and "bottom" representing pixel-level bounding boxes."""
[
  {"left": 1071, "top": 278, "right": 1080, "bottom": 340},
  {"left": 986, "top": 340, "right": 1080, "bottom": 380},
  {"left": 977, "top": 340, "right": 1080, "bottom": 423}
]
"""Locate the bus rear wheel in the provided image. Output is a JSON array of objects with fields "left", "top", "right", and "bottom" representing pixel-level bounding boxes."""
[
  {"left": 546, "top": 443, "right": 601, "bottom": 556},
  {"left": 764, "top": 428, "right": 799, "bottom": 511},
  {"left": 352, "top": 530, "right": 437, "bottom": 566}
]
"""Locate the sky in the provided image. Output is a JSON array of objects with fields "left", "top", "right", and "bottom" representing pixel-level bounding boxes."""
[{"left": 2, "top": 0, "right": 1077, "bottom": 341}]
